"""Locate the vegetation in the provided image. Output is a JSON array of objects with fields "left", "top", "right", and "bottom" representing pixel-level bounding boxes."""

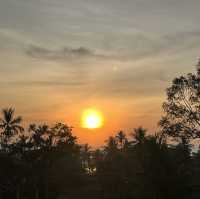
[{"left": 0, "top": 63, "right": 200, "bottom": 199}]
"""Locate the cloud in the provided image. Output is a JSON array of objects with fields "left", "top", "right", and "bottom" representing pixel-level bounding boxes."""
[
  {"left": 130, "top": 30, "right": 200, "bottom": 61},
  {"left": 24, "top": 29, "right": 200, "bottom": 63},
  {"left": 4, "top": 80, "right": 86, "bottom": 87},
  {"left": 127, "top": 30, "right": 200, "bottom": 60},
  {"left": 25, "top": 45, "right": 107, "bottom": 61}
]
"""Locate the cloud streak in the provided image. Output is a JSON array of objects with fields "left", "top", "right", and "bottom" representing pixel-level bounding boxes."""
[
  {"left": 25, "top": 29, "right": 200, "bottom": 63},
  {"left": 26, "top": 45, "right": 107, "bottom": 61},
  {"left": 1, "top": 80, "right": 87, "bottom": 87}
]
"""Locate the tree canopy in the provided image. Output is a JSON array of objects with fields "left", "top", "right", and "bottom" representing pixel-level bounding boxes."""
[{"left": 160, "top": 63, "right": 200, "bottom": 140}]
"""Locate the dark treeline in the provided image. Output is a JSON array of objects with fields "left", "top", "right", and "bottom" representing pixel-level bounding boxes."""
[{"left": 1, "top": 62, "right": 200, "bottom": 199}]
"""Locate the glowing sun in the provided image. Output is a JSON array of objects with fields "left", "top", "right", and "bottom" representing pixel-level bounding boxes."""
[{"left": 81, "top": 108, "right": 104, "bottom": 129}]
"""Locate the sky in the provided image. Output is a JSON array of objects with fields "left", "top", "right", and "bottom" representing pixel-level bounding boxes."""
[{"left": 0, "top": 0, "right": 200, "bottom": 146}]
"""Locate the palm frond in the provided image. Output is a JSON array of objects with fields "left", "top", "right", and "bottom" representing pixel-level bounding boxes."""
[{"left": 10, "top": 116, "right": 22, "bottom": 125}]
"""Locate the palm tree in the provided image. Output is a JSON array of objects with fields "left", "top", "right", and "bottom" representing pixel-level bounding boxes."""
[
  {"left": 29, "top": 124, "right": 50, "bottom": 150},
  {"left": 116, "top": 131, "right": 127, "bottom": 150},
  {"left": 105, "top": 136, "right": 118, "bottom": 155},
  {"left": 28, "top": 124, "right": 51, "bottom": 199},
  {"left": 131, "top": 127, "right": 147, "bottom": 144},
  {"left": 0, "top": 108, "right": 24, "bottom": 145}
]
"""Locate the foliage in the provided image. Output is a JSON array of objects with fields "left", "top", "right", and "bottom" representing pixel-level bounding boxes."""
[{"left": 160, "top": 64, "right": 200, "bottom": 140}]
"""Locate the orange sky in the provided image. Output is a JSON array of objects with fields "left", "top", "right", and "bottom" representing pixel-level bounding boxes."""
[{"left": 0, "top": 0, "right": 200, "bottom": 146}]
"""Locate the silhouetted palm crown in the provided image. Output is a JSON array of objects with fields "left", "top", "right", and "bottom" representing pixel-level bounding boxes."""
[{"left": 0, "top": 108, "right": 24, "bottom": 140}]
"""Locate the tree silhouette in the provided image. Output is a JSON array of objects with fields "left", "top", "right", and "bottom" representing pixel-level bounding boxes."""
[
  {"left": 0, "top": 108, "right": 24, "bottom": 146},
  {"left": 29, "top": 124, "right": 50, "bottom": 150},
  {"left": 115, "top": 131, "right": 127, "bottom": 150},
  {"left": 159, "top": 63, "right": 200, "bottom": 140},
  {"left": 131, "top": 126, "right": 147, "bottom": 144},
  {"left": 104, "top": 136, "right": 118, "bottom": 156}
]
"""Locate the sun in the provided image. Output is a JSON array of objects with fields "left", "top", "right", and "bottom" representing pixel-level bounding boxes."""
[{"left": 81, "top": 108, "right": 104, "bottom": 129}]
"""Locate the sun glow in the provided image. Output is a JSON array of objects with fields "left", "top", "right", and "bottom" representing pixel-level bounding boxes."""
[{"left": 81, "top": 108, "right": 104, "bottom": 129}]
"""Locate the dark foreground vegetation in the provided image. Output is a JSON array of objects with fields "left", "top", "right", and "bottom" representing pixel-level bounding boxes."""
[{"left": 1, "top": 62, "right": 200, "bottom": 199}]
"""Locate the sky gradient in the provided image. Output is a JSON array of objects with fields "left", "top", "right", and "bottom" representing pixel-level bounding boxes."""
[{"left": 0, "top": 0, "right": 200, "bottom": 146}]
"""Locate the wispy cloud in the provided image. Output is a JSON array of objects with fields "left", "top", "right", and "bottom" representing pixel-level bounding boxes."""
[
  {"left": 1, "top": 80, "right": 87, "bottom": 87},
  {"left": 24, "top": 29, "right": 200, "bottom": 63},
  {"left": 25, "top": 45, "right": 107, "bottom": 61}
]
